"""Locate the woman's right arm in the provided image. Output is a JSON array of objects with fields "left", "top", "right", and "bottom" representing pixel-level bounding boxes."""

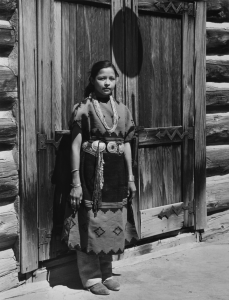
[{"left": 70, "top": 126, "right": 83, "bottom": 211}]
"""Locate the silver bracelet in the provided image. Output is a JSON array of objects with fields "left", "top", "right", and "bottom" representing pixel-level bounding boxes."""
[
  {"left": 128, "top": 175, "right": 135, "bottom": 182},
  {"left": 71, "top": 168, "right": 79, "bottom": 173},
  {"left": 71, "top": 183, "right": 81, "bottom": 188}
]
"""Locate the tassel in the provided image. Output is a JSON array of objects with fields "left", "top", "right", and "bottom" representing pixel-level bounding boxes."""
[{"left": 92, "top": 142, "right": 104, "bottom": 217}]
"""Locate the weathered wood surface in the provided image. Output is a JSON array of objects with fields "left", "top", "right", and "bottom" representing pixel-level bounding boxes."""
[
  {"left": 194, "top": 1, "right": 207, "bottom": 230},
  {"left": 112, "top": 0, "right": 125, "bottom": 103},
  {"left": 0, "top": 151, "right": 18, "bottom": 202},
  {"left": 0, "top": 91, "right": 17, "bottom": 110},
  {"left": 207, "top": 145, "right": 229, "bottom": 176},
  {"left": 0, "top": 66, "right": 17, "bottom": 91},
  {"left": 140, "top": 202, "right": 185, "bottom": 239},
  {"left": 206, "top": 174, "right": 229, "bottom": 212},
  {"left": 0, "top": 203, "right": 18, "bottom": 250},
  {"left": 0, "top": 0, "right": 17, "bottom": 21},
  {"left": 206, "top": 82, "right": 229, "bottom": 112},
  {"left": 207, "top": 0, "right": 229, "bottom": 23},
  {"left": 0, "top": 249, "right": 20, "bottom": 292},
  {"left": 206, "top": 55, "right": 229, "bottom": 82},
  {"left": 37, "top": 0, "right": 56, "bottom": 262},
  {"left": 0, "top": 111, "right": 17, "bottom": 144},
  {"left": 0, "top": 22, "right": 15, "bottom": 57},
  {"left": 202, "top": 210, "right": 229, "bottom": 240},
  {"left": 59, "top": 0, "right": 111, "bottom": 6},
  {"left": 138, "top": 126, "right": 193, "bottom": 146},
  {"left": 138, "top": 14, "right": 182, "bottom": 213},
  {"left": 138, "top": 0, "right": 195, "bottom": 15},
  {"left": 19, "top": 0, "right": 38, "bottom": 273},
  {"left": 206, "top": 112, "right": 229, "bottom": 145},
  {"left": 206, "top": 23, "right": 229, "bottom": 55},
  {"left": 182, "top": 12, "right": 194, "bottom": 228}
]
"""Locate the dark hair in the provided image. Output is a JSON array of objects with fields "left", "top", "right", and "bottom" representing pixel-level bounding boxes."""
[{"left": 84, "top": 60, "right": 119, "bottom": 97}]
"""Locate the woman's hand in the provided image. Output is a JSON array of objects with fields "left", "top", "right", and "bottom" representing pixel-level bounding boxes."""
[
  {"left": 70, "top": 186, "right": 83, "bottom": 212},
  {"left": 127, "top": 181, "right": 136, "bottom": 204}
]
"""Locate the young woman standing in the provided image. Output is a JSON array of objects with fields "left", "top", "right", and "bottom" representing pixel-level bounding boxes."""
[{"left": 69, "top": 60, "right": 137, "bottom": 295}]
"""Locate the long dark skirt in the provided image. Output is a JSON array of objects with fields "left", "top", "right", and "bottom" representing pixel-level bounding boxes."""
[{"left": 63, "top": 151, "right": 138, "bottom": 255}]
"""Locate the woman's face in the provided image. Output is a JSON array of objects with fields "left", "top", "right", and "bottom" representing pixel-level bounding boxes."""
[{"left": 91, "top": 67, "right": 117, "bottom": 98}]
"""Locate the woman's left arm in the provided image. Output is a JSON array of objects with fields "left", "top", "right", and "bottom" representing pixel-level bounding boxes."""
[{"left": 124, "top": 142, "right": 136, "bottom": 203}]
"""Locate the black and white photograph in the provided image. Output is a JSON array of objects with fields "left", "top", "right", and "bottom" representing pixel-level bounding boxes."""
[{"left": 0, "top": 0, "right": 229, "bottom": 299}]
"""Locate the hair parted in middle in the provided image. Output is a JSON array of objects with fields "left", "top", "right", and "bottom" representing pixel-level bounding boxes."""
[{"left": 84, "top": 60, "right": 119, "bottom": 97}]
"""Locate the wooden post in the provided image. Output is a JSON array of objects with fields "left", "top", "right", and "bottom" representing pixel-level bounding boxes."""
[
  {"left": 194, "top": 1, "right": 207, "bottom": 231},
  {"left": 19, "top": 0, "right": 39, "bottom": 273}
]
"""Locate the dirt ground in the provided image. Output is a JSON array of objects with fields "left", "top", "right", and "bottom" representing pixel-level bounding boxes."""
[{"left": 2, "top": 227, "right": 229, "bottom": 300}]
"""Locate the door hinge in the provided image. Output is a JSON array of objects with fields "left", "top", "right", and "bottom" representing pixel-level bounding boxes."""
[{"left": 37, "top": 133, "right": 62, "bottom": 151}]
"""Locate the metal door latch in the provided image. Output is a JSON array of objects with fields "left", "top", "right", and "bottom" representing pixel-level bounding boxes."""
[{"left": 37, "top": 133, "right": 62, "bottom": 150}]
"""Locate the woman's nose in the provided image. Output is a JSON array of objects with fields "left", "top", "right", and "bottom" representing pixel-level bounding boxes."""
[{"left": 104, "top": 79, "right": 110, "bottom": 86}]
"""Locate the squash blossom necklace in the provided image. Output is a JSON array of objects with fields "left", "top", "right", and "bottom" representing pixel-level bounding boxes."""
[{"left": 90, "top": 93, "right": 119, "bottom": 216}]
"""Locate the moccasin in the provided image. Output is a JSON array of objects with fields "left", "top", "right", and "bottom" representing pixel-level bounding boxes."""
[
  {"left": 89, "top": 282, "right": 110, "bottom": 295},
  {"left": 103, "top": 279, "right": 120, "bottom": 291}
]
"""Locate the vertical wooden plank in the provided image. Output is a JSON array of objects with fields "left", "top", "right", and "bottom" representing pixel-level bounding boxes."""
[
  {"left": 19, "top": 0, "right": 38, "bottom": 273},
  {"left": 111, "top": 0, "right": 125, "bottom": 102},
  {"left": 125, "top": 0, "right": 140, "bottom": 237},
  {"left": 103, "top": 7, "right": 111, "bottom": 60},
  {"left": 69, "top": 2, "right": 77, "bottom": 116},
  {"left": 125, "top": 0, "right": 138, "bottom": 123},
  {"left": 194, "top": 1, "right": 207, "bottom": 230},
  {"left": 37, "top": 0, "right": 56, "bottom": 261},
  {"left": 75, "top": 4, "right": 84, "bottom": 103},
  {"left": 53, "top": 1, "right": 62, "bottom": 131},
  {"left": 182, "top": 11, "right": 195, "bottom": 227},
  {"left": 61, "top": 2, "right": 70, "bottom": 128}
]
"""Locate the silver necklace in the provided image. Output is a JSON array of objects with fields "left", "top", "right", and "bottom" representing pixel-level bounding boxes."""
[{"left": 90, "top": 93, "right": 119, "bottom": 134}]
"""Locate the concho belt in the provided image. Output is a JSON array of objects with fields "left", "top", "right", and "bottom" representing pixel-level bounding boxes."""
[
  {"left": 81, "top": 140, "right": 125, "bottom": 217},
  {"left": 82, "top": 140, "right": 125, "bottom": 156}
]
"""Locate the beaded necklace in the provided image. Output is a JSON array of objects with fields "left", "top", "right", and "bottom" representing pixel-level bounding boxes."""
[{"left": 90, "top": 93, "right": 119, "bottom": 134}]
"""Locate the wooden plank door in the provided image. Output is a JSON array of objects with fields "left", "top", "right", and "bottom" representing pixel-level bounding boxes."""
[
  {"left": 37, "top": 0, "right": 112, "bottom": 261},
  {"left": 136, "top": 2, "right": 196, "bottom": 238}
]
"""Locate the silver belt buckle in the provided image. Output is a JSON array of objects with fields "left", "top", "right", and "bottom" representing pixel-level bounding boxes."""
[
  {"left": 107, "top": 141, "right": 118, "bottom": 153},
  {"left": 92, "top": 140, "right": 106, "bottom": 152}
]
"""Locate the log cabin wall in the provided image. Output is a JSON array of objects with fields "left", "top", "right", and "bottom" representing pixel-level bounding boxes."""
[
  {"left": 0, "top": 0, "right": 21, "bottom": 292},
  {"left": 206, "top": 0, "right": 229, "bottom": 213}
]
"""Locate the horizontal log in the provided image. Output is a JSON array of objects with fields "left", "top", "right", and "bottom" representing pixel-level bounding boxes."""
[
  {"left": 0, "top": 66, "right": 17, "bottom": 92},
  {"left": 206, "top": 145, "right": 229, "bottom": 176},
  {"left": 0, "top": 203, "right": 18, "bottom": 250},
  {"left": 0, "top": 111, "right": 17, "bottom": 144},
  {"left": 203, "top": 210, "right": 229, "bottom": 241},
  {"left": 0, "top": 151, "right": 18, "bottom": 201},
  {"left": 0, "top": 29, "right": 15, "bottom": 56},
  {"left": 206, "top": 55, "right": 229, "bottom": 82},
  {"left": 206, "top": 112, "right": 229, "bottom": 145},
  {"left": 0, "top": 92, "right": 17, "bottom": 110},
  {"left": 206, "top": 174, "right": 229, "bottom": 212},
  {"left": 207, "top": 0, "right": 229, "bottom": 22},
  {"left": 0, "top": 0, "right": 17, "bottom": 21},
  {"left": 206, "top": 23, "right": 229, "bottom": 55},
  {"left": 206, "top": 82, "right": 229, "bottom": 112},
  {"left": 0, "top": 249, "right": 20, "bottom": 292}
]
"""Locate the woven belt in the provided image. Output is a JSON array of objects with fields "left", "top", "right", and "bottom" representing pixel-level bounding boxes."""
[{"left": 82, "top": 140, "right": 125, "bottom": 156}]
